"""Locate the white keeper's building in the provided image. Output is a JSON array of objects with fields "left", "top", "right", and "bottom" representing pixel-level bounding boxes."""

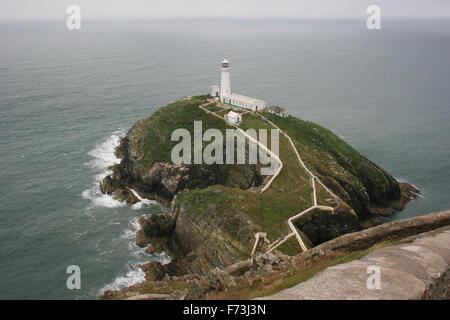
[
  {"left": 211, "top": 59, "right": 266, "bottom": 112},
  {"left": 224, "top": 110, "right": 242, "bottom": 125}
]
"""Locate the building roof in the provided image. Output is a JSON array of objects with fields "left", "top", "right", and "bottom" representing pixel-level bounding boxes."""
[
  {"left": 268, "top": 105, "right": 289, "bottom": 114},
  {"left": 225, "top": 93, "right": 265, "bottom": 105},
  {"left": 227, "top": 111, "right": 241, "bottom": 118}
]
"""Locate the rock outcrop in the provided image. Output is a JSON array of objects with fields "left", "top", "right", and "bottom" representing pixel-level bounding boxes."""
[
  {"left": 302, "top": 209, "right": 450, "bottom": 255},
  {"left": 259, "top": 227, "right": 450, "bottom": 300},
  {"left": 103, "top": 211, "right": 450, "bottom": 300},
  {"left": 100, "top": 96, "right": 420, "bottom": 298},
  {"left": 100, "top": 97, "right": 264, "bottom": 206},
  {"left": 134, "top": 192, "right": 260, "bottom": 276},
  {"left": 261, "top": 112, "right": 420, "bottom": 219},
  {"left": 294, "top": 207, "right": 360, "bottom": 245}
]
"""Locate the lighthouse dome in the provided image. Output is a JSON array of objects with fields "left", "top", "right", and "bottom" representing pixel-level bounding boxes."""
[{"left": 221, "top": 58, "right": 230, "bottom": 68}]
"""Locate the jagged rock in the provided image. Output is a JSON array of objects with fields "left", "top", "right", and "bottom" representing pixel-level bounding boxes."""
[
  {"left": 99, "top": 175, "right": 139, "bottom": 204},
  {"left": 140, "top": 214, "right": 176, "bottom": 238},
  {"left": 135, "top": 214, "right": 176, "bottom": 248},
  {"left": 242, "top": 252, "right": 289, "bottom": 278},
  {"left": 145, "top": 243, "right": 164, "bottom": 254},
  {"left": 259, "top": 228, "right": 450, "bottom": 300},
  {"left": 310, "top": 248, "right": 326, "bottom": 261},
  {"left": 294, "top": 207, "right": 359, "bottom": 246},
  {"left": 103, "top": 211, "right": 450, "bottom": 300},
  {"left": 135, "top": 229, "right": 151, "bottom": 247},
  {"left": 254, "top": 252, "right": 281, "bottom": 267},
  {"left": 184, "top": 268, "right": 236, "bottom": 300},
  {"left": 223, "top": 260, "right": 253, "bottom": 277},
  {"left": 312, "top": 210, "right": 450, "bottom": 254},
  {"left": 124, "top": 294, "right": 172, "bottom": 300},
  {"left": 101, "top": 128, "right": 263, "bottom": 204},
  {"left": 140, "top": 261, "right": 167, "bottom": 281},
  {"left": 99, "top": 96, "right": 420, "bottom": 299}
]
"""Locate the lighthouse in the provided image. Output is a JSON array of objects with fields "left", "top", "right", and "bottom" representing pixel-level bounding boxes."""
[
  {"left": 220, "top": 58, "right": 231, "bottom": 99},
  {"left": 210, "top": 58, "right": 266, "bottom": 112}
]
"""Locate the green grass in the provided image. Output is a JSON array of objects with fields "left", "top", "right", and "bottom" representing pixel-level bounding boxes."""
[
  {"left": 145, "top": 105, "right": 341, "bottom": 254},
  {"left": 174, "top": 111, "right": 325, "bottom": 254},
  {"left": 315, "top": 180, "right": 337, "bottom": 207},
  {"left": 125, "top": 97, "right": 398, "bottom": 257},
  {"left": 276, "top": 236, "right": 303, "bottom": 256},
  {"left": 204, "top": 103, "right": 223, "bottom": 113},
  {"left": 177, "top": 185, "right": 239, "bottom": 218},
  {"left": 215, "top": 108, "right": 232, "bottom": 117},
  {"left": 259, "top": 111, "right": 400, "bottom": 212},
  {"left": 128, "top": 95, "right": 231, "bottom": 166}
]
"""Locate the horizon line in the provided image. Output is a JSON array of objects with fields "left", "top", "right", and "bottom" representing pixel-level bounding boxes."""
[{"left": 2, "top": 16, "right": 450, "bottom": 23}]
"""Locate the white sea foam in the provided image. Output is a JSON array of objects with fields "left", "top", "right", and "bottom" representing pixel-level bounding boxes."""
[
  {"left": 85, "top": 131, "right": 171, "bottom": 296},
  {"left": 129, "top": 188, "right": 158, "bottom": 210},
  {"left": 82, "top": 130, "right": 161, "bottom": 209},
  {"left": 100, "top": 264, "right": 147, "bottom": 292},
  {"left": 86, "top": 132, "right": 123, "bottom": 169},
  {"left": 100, "top": 252, "right": 172, "bottom": 293},
  {"left": 120, "top": 217, "right": 141, "bottom": 241},
  {"left": 154, "top": 251, "right": 172, "bottom": 265},
  {"left": 100, "top": 218, "right": 172, "bottom": 294},
  {"left": 82, "top": 130, "right": 127, "bottom": 208}
]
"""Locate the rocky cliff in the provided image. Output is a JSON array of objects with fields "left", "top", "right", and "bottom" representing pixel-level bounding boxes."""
[
  {"left": 260, "top": 213, "right": 450, "bottom": 300},
  {"left": 103, "top": 211, "right": 450, "bottom": 300},
  {"left": 100, "top": 95, "right": 418, "bottom": 288},
  {"left": 100, "top": 96, "right": 263, "bottom": 205},
  {"left": 259, "top": 111, "right": 419, "bottom": 218}
]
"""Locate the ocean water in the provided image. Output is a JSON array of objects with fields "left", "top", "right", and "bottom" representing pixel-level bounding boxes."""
[{"left": 0, "top": 19, "right": 449, "bottom": 299}]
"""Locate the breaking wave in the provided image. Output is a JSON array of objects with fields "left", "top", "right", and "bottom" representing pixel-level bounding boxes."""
[
  {"left": 82, "top": 130, "right": 160, "bottom": 209},
  {"left": 82, "top": 129, "right": 126, "bottom": 208},
  {"left": 83, "top": 131, "right": 170, "bottom": 295},
  {"left": 99, "top": 217, "right": 172, "bottom": 293},
  {"left": 129, "top": 188, "right": 159, "bottom": 210},
  {"left": 100, "top": 264, "right": 147, "bottom": 292}
]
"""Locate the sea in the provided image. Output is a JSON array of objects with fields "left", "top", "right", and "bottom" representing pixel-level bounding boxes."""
[{"left": 0, "top": 18, "right": 449, "bottom": 299}]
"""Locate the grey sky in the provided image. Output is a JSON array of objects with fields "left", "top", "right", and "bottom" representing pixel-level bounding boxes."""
[{"left": 1, "top": 0, "right": 450, "bottom": 21}]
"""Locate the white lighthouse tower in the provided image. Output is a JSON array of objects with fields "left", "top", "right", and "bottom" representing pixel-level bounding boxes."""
[
  {"left": 220, "top": 58, "right": 231, "bottom": 99},
  {"left": 210, "top": 58, "right": 266, "bottom": 112}
]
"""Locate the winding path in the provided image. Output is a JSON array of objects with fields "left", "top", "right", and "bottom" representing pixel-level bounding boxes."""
[
  {"left": 199, "top": 101, "right": 283, "bottom": 193},
  {"left": 254, "top": 112, "right": 337, "bottom": 253},
  {"left": 198, "top": 100, "right": 337, "bottom": 255}
]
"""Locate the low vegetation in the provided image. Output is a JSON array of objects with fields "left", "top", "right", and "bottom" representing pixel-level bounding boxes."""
[
  {"left": 210, "top": 240, "right": 399, "bottom": 300},
  {"left": 101, "top": 95, "right": 418, "bottom": 300},
  {"left": 260, "top": 111, "right": 402, "bottom": 217}
]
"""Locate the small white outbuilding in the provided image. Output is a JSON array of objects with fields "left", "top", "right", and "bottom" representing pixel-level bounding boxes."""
[{"left": 225, "top": 111, "right": 242, "bottom": 125}]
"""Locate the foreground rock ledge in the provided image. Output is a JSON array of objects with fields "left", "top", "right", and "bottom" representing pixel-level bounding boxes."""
[
  {"left": 258, "top": 225, "right": 450, "bottom": 299},
  {"left": 104, "top": 210, "right": 450, "bottom": 300}
]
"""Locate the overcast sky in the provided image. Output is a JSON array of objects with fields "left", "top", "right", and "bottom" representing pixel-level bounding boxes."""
[{"left": 1, "top": 0, "right": 450, "bottom": 21}]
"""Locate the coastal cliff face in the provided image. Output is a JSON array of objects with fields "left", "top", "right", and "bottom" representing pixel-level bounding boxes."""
[
  {"left": 103, "top": 211, "right": 450, "bottom": 300},
  {"left": 259, "top": 111, "right": 418, "bottom": 219},
  {"left": 100, "top": 96, "right": 263, "bottom": 205},
  {"left": 100, "top": 95, "right": 418, "bottom": 283},
  {"left": 136, "top": 190, "right": 260, "bottom": 275}
]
